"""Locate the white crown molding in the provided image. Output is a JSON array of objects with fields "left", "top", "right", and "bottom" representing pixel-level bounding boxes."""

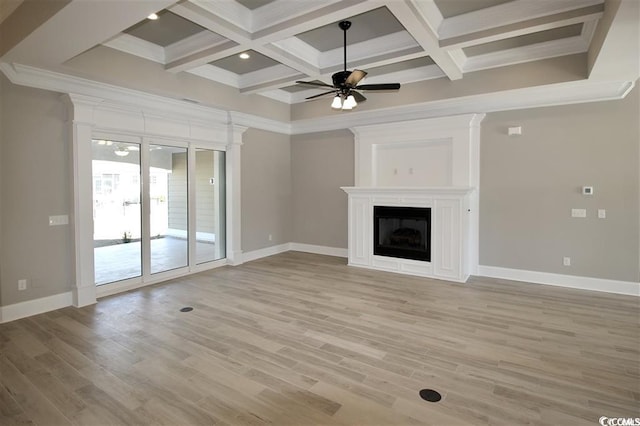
[
  {"left": 229, "top": 111, "right": 291, "bottom": 134},
  {"left": 477, "top": 265, "right": 640, "bottom": 296},
  {"left": 1, "top": 62, "right": 230, "bottom": 124},
  {"left": 1, "top": 62, "right": 633, "bottom": 138},
  {"left": 463, "top": 36, "right": 588, "bottom": 73},
  {"left": 290, "top": 79, "right": 634, "bottom": 134}
]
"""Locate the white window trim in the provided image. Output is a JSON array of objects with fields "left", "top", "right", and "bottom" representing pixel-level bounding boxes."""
[{"left": 63, "top": 93, "right": 245, "bottom": 306}]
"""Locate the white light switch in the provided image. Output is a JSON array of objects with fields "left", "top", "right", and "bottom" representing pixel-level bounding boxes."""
[
  {"left": 598, "top": 209, "right": 606, "bottom": 219},
  {"left": 49, "top": 215, "right": 69, "bottom": 226},
  {"left": 508, "top": 126, "right": 522, "bottom": 136},
  {"left": 571, "top": 209, "right": 586, "bottom": 218}
]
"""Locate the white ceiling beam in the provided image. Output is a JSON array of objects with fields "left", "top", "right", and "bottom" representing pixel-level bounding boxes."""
[
  {"left": 103, "top": 34, "right": 166, "bottom": 64},
  {"left": 2, "top": 0, "right": 176, "bottom": 67},
  {"left": 463, "top": 36, "right": 588, "bottom": 73},
  {"left": 169, "top": 0, "right": 380, "bottom": 76},
  {"left": 239, "top": 67, "right": 307, "bottom": 94},
  {"left": 384, "top": 0, "right": 463, "bottom": 80},
  {"left": 189, "top": 0, "right": 252, "bottom": 32},
  {"left": 317, "top": 31, "right": 420, "bottom": 70},
  {"left": 587, "top": 0, "right": 640, "bottom": 81},
  {"left": 254, "top": 44, "right": 321, "bottom": 77},
  {"left": 251, "top": 0, "right": 383, "bottom": 44},
  {"left": 165, "top": 41, "right": 243, "bottom": 73},
  {"left": 271, "top": 37, "right": 322, "bottom": 69},
  {"left": 250, "top": 0, "right": 343, "bottom": 32},
  {"left": 186, "top": 64, "right": 239, "bottom": 88},
  {"left": 439, "top": 0, "right": 604, "bottom": 40},
  {"left": 440, "top": 4, "right": 604, "bottom": 50},
  {"left": 164, "top": 31, "right": 230, "bottom": 63}
]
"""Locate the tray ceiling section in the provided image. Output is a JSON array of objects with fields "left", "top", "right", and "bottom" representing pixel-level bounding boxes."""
[{"left": 99, "top": 0, "right": 605, "bottom": 102}]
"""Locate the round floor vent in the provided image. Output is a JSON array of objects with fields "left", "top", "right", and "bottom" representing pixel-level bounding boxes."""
[{"left": 419, "top": 389, "right": 442, "bottom": 402}]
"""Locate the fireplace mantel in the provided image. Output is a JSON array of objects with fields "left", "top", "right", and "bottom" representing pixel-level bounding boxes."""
[
  {"left": 342, "top": 186, "right": 475, "bottom": 282},
  {"left": 342, "top": 187, "right": 474, "bottom": 196},
  {"left": 344, "top": 114, "right": 484, "bottom": 283}
]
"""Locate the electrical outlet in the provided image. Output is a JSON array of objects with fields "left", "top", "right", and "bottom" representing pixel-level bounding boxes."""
[
  {"left": 18, "top": 279, "right": 27, "bottom": 291},
  {"left": 268, "top": 234, "right": 273, "bottom": 241},
  {"left": 571, "top": 209, "right": 586, "bottom": 218},
  {"left": 563, "top": 257, "right": 571, "bottom": 266}
]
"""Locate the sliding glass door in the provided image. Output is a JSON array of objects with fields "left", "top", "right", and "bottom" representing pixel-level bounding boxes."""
[
  {"left": 92, "top": 139, "right": 142, "bottom": 285},
  {"left": 149, "top": 144, "right": 189, "bottom": 274},
  {"left": 92, "top": 138, "right": 226, "bottom": 286}
]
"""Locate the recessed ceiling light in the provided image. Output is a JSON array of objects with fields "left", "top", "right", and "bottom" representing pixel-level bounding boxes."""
[
  {"left": 239, "top": 52, "right": 250, "bottom": 59},
  {"left": 147, "top": 13, "right": 158, "bottom": 20}
]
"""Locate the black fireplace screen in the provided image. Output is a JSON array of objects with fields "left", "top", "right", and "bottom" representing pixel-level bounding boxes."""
[{"left": 373, "top": 206, "right": 431, "bottom": 262}]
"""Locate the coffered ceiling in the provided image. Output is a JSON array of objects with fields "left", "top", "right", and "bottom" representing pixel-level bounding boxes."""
[
  {"left": 103, "top": 0, "right": 607, "bottom": 104},
  {"left": 0, "top": 0, "right": 637, "bottom": 113}
]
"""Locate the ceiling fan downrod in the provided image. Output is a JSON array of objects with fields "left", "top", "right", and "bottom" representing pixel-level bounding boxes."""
[{"left": 339, "top": 20, "right": 351, "bottom": 73}]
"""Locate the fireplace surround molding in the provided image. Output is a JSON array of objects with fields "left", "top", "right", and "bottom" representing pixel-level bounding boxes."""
[{"left": 342, "top": 113, "right": 484, "bottom": 283}]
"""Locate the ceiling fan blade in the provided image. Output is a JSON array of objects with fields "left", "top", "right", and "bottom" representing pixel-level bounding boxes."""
[
  {"left": 356, "top": 83, "right": 401, "bottom": 91},
  {"left": 345, "top": 70, "right": 367, "bottom": 87},
  {"left": 296, "top": 80, "right": 334, "bottom": 88},
  {"left": 351, "top": 90, "right": 366, "bottom": 103},
  {"left": 305, "top": 90, "right": 338, "bottom": 100}
]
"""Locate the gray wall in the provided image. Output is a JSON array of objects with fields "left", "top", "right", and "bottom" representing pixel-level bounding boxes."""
[
  {"left": 291, "top": 130, "right": 354, "bottom": 249},
  {"left": 480, "top": 84, "right": 639, "bottom": 282},
  {"left": 0, "top": 74, "right": 72, "bottom": 306},
  {"left": 241, "top": 129, "right": 292, "bottom": 252}
]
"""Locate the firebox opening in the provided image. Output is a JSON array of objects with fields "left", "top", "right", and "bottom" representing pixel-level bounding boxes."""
[{"left": 374, "top": 206, "right": 431, "bottom": 262}]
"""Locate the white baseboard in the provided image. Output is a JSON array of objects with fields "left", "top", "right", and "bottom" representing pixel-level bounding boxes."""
[
  {"left": 242, "top": 243, "right": 291, "bottom": 263},
  {"left": 0, "top": 292, "right": 73, "bottom": 323},
  {"left": 242, "top": 242, "right": 348, "bottom": 263},
  {"left": 289, "top": 243, "right": 348, "bottom": 258},
  {"left": 477, "top": 265, "right": 640, "bottom": 296}
]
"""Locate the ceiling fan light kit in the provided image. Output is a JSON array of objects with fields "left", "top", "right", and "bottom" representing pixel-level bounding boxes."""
[{"left": 296, "top": 20, "right": 401, "bottom": 111}]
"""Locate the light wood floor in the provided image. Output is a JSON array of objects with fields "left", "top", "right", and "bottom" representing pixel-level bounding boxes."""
[{"left": 1, "top": 252, "right": 638, "bottom": 425}]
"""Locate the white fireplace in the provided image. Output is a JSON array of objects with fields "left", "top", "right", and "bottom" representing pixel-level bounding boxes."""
[{"left": 342, "top": 114, "right": 484, "bottom": 283}]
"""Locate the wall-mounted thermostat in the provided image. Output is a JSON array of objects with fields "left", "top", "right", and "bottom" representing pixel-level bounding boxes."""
[{"left": 582, "top": 186, "right": 593, "bottom": 195}]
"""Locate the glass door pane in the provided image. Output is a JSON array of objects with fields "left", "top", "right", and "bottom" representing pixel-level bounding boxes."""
[
  {"left": 149, "top": 144, "right": 188, "bottom": 274},
  {"left": 195, "top": 149, "right": 226, "bottom": 263},
  {"left": 92, "top": 139, "right": 142, "bottom": 285}
]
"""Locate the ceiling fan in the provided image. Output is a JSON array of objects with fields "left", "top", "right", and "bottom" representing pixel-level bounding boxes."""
[{"left": 296, "top": 20, "right": 401, "bottom": 110}]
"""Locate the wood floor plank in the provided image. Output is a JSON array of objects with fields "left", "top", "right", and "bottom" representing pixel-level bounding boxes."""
[{"left": 0, "top": 251, "right": 637, "bottom": 425}]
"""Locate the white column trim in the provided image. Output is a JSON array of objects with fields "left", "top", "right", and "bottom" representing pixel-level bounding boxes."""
[
  {"left": 62, "top": 94, "right": 101, "bottom": 307},
  {"left": 226, "top": 121, "right": 247, "bottom": 265}
]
